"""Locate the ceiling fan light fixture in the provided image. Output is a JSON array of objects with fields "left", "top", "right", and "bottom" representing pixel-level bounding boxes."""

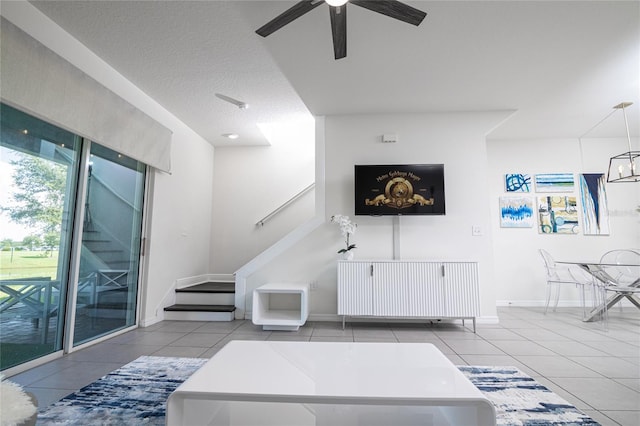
[{"left": 256, "top": 0, "right": 426, "bottom": 59}]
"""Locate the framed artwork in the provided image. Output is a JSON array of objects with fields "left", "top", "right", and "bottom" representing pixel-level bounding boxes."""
[
  {"left": 499, "top": 197, "right": 534, "bottom": 228},
  {"left": 579, "top": 173, "right": 610, "bottom": 235},
  {"left": 505, "top": 173, "right": 531, "bottom": 192},
  {"left": 538, "top": 196, "right": 579, "bottom": 234},
  {"left": 534, "top": 173, "right": 574, "bottom": 193}
]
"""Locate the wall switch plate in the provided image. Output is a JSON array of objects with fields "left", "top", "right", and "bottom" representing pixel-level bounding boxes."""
[{"left": 472, "top": 226, "right": 483, "bottom": 236}]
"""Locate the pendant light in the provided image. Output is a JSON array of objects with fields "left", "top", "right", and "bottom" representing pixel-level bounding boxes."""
[{"left": 607, "top": 102, "right": 639, "bottom": 183}]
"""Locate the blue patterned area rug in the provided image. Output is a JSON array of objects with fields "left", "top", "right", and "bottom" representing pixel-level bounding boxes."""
[
  {"left": 37, "top": 356, "right": 599, "bottom": 425},
  {"left": 457, "top": 366, "right": 598, "bottom": 426}
]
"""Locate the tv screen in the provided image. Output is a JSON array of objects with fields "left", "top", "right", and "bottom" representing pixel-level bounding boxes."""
[{"left": 354, "top": 164, "right": 445, "bottom": 216}]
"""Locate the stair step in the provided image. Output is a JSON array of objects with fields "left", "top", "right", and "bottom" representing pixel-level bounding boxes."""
[
  {"left": 164, "top": 304, "right": 235, "bottom": 313},
  {"left": 176, "top": 282, "right": 235, "bottom": 294},
  {"left": 164, "top": 310, "right": 234, "bottom": 322},
  {"left": 176, "top": 292, "right": 234, "bottom": 306}
]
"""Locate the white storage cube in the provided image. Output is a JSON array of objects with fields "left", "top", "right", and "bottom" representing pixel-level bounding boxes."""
[{"left": 252, "top": 283, "right": 309, "bottom": 331}]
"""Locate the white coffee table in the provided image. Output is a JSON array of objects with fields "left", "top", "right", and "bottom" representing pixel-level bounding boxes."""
[{"left": 166, "top": 341, "right": 496, "bottom": 426}]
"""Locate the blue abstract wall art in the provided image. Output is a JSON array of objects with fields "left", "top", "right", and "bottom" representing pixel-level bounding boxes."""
[
  {"left": 579, "top": 173, "right": 610, "bottom": 235},
  {"left": 534, "top": 173, "right": 575, "bottom": 193},
  {"left": 500, "top": 196, "right": 534, "bottom": 228},
  {"left": 505, "top": 173, "right": 532, "bottom": 192}
]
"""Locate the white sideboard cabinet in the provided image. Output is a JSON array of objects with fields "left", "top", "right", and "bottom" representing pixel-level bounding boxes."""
[{"left": 337, "top": 260, "right": 480, "bottom": 332}]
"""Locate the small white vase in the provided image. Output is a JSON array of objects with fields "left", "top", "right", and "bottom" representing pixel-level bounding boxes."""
[{"left": 341, "top": 250, "right": 355, "bottom": 260}]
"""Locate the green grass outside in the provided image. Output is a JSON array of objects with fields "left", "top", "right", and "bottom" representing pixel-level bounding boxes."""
[
  {"left": 0, "top": 250, "right": 59, "bottom": 301},
  {"left": 0, "top": 250, "right": 59, "bottom": 280}
]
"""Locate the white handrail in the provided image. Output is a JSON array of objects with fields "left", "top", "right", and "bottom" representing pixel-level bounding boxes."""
[{"left": 256, "top": 183, "right": 315, "bottom": 227}]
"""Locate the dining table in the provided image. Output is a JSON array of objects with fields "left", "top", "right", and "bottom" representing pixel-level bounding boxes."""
[{"left": 556, "top": 260, "right": 640, "bottom": 322}]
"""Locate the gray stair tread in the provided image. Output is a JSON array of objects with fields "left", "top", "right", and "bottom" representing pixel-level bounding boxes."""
[
  {"left": 164, "top": 304, "right": 235, "bottom": 312},
  {"left": 176, "top": 282, "right": 234, "bottom": 293}
]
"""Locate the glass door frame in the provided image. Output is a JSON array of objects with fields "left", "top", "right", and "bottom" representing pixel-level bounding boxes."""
[
  {"left": 62, "top": 139, "right": 89, "bottom": 353},
  {"left": 63, "top": 138, "right": 149, "bottom": 354},
  {"left": 0, "top": 104, "right": 82, "bottom": 375}
]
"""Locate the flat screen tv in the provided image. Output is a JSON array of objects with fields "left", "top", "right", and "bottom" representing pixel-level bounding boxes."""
[{"left": 354, "top": 164, "right": 445, "bottom": 216}]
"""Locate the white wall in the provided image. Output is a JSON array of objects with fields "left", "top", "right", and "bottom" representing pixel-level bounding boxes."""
[
  {"left": 141, "top": 126, "right": 214, "bottom": 323},
  {"left": 244, "top": 111, "right": 513, "bottom": 321},
  {"left": 211, "top": 126, "right": 315, "bottom": 273},
  {"left": 488, "top": 137, "right": 640, "bottom": 306}
]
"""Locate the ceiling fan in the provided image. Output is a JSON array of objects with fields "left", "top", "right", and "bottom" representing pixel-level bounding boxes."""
[{"left": 256, "top": 0, "right": 427, "bottom": 60}]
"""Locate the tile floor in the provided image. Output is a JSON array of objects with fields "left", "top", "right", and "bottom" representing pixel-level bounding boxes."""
[{"left": 8, "top": 306, "right": 640, "bottom": 426}]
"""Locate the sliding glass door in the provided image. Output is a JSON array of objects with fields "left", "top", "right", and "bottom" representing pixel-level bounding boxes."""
[
  {"left": 1, "top": 103, "right": 147, "bottom": 370},
  {"left": 0, "top": 104, "right": 81, "bottom": 370},
  {"left": 73, "top": 144, "right": 145, "bottom": 345}
]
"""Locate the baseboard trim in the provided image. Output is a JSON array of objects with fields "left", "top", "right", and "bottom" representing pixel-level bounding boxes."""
[
  {"left": 139, "top": 316, "right": 161, "bottom": 327},
  {"left": 477, "top": 316, "right": 500, "bottom": 324},
  {"left": 307, "top": 314, "right": 500, "bottom": 325},
  {"left": 497, "top": 299, "right": 636, "bottom": 308}
]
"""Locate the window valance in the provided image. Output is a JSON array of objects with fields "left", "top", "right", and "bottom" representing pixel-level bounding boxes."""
[{"left": 0, "top": 18, "right": 172, "bottom": 173}]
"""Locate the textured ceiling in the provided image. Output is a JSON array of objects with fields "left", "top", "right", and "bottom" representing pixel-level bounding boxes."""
[
  {"left": 28, "top": 1, "right": 640, "bottom": 146},
  {"left": 29, "top": 0, "right": 312, "bottom": 147}
]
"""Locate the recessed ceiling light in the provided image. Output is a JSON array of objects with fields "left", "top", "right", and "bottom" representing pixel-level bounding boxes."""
[{"left": 222, "top": 133, "right": 239, "bottom": 140}]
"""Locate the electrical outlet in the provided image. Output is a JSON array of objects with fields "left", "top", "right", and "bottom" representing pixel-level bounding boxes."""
[
  {"left": 472, "top": 226, "right": 483, "bottom": 236},
  {"left": 310, "top": 281, "right": 318, "bottom": 291}
]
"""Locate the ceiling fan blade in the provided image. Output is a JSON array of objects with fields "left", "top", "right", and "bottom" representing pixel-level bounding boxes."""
[
  {"left": 351, "top": 0, "right": 426, "bottom": 26},
  {"left": 330, "top": 6, "right": 347, "bottom": 59},
  {"left": 256, "top": 0, "right": 325, "bottom": 37}
]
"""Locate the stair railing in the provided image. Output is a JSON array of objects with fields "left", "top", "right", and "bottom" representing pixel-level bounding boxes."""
[{"left": 256, "top": 183, "right": 314, "bottom": 227}]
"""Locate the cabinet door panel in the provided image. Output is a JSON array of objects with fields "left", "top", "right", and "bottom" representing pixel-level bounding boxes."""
[
  {"left": 417, "top": 262, "right": 446, "bottom": 317},
  {"left": 373, "top": 262, "right": 445, "bottom": 317},
  {"left": 337, "top": 262, "right": 373, "bottom": 316},
  {"left": 372, "top": 262, "right": 404, "bottom": 316},
  {"left": 443, "top": 262, "right": 480, "bottom": 317}
]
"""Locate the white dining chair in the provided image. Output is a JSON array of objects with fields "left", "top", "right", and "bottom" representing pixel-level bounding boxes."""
[
  {"left": 539, "top": 249, "right": 592, "bottom": 319},
  {"left": 600, "top": 249, "right": 640, "bottom": 284},
  {"left": 595, "top": 249, "right": 640, "bottom": 326}
]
